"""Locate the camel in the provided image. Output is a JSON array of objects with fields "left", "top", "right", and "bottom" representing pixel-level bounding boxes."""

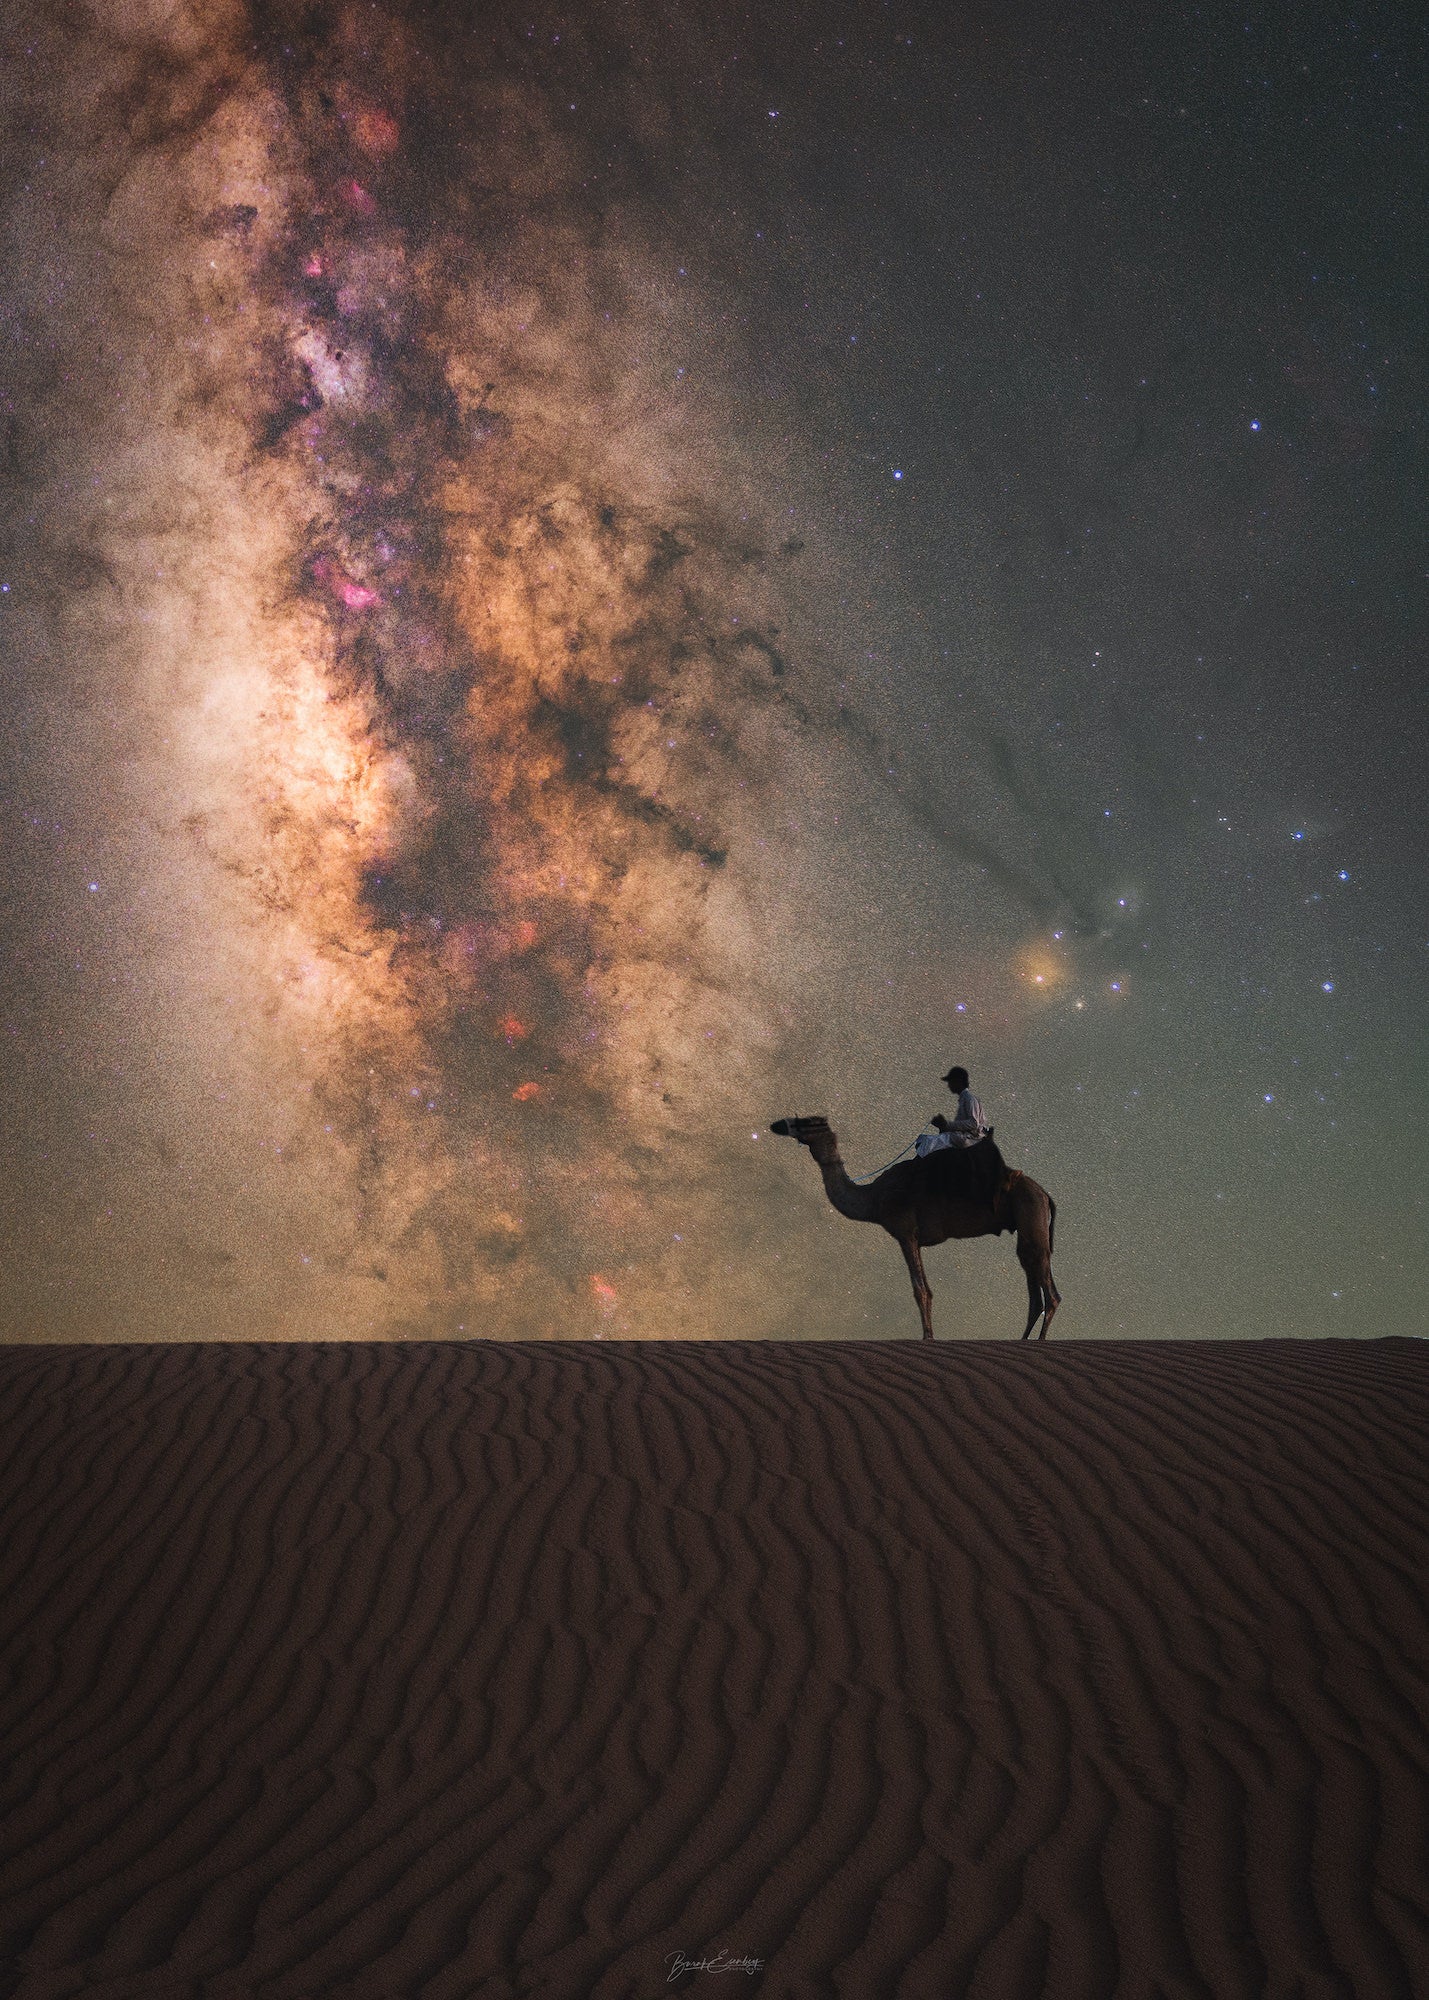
[{"left": 769, "top": 1117, "right": 1061, "bottom": 1340}]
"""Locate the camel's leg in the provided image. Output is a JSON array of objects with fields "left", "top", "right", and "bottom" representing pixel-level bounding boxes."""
[
  {"left": 897, "top": 1235, "right": 935, "bottom": 1341},
  {"left": 1037, "top": 1242, "right": 1062, "bottom": 1339},
  {"left": 1020, "top": 1264, "right": 1043, "bottom": 1340},
  {"left": 1017, "top": 1236, "right": 1059, "bottom": 1340},
  {"left": 1037, "top": 1280, "right": 1060, "bottom": 1340},
  {"left": 1032, "top": 1264, "right": 1056, "bottom": 1344}
]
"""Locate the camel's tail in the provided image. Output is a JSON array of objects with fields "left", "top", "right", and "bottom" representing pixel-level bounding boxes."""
[{"left": 1048, "top": 1195, "right": 1057, "bottom": 1255}]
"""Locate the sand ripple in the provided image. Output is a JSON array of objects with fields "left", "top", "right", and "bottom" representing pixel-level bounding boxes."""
[{"left": 0, "top": 1340, "right": 1425, "bottom": 1997}]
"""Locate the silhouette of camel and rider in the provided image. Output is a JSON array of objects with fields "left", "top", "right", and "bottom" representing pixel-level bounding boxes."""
[{"left": 771, "top": 1064, "right": 1061, "bottom": 1340}]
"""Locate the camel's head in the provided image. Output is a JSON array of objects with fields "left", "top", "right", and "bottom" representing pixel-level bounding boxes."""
[{"left": 769, "top": 1115, "right": 838, "bottom": 1162}]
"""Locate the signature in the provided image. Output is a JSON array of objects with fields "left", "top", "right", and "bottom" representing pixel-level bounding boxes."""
[{"left": 666, "top": 1947, "right": 765, "bottom": 1982}]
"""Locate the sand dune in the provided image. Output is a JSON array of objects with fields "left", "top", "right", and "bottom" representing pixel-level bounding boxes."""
[{"left": 0, "top": 1340, "right": 1425, "bottom": 1998}]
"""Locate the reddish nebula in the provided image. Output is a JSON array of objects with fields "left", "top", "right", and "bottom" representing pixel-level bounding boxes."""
[{"left": 312, "top": 557, "right": 381, "bottom": 610}]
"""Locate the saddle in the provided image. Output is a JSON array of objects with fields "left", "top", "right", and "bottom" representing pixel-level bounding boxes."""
[{"left": 920, "top": 1130, "right": 1010, "bottom": 1217}]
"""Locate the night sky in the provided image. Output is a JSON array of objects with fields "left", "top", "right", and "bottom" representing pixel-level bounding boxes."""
[{"left": 2, "top": 0, "right": 1424, "bottom": 1341}]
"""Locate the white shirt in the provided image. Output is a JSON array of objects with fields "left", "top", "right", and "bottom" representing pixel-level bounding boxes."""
[{"left": 915, "top": 1088, "right": 989, "bottom": 1157}]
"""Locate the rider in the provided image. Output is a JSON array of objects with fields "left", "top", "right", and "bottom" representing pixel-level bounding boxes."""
[{"left": 915, "top": 1065, "right": 990, "bottom": 1157}]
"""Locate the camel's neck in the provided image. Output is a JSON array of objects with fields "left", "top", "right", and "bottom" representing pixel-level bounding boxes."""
[{"left": 812, "top": 1144, "right": 878, "bottom": 1223}]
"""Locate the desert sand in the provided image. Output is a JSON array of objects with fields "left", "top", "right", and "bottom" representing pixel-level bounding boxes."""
[{"left": 0, "top": 1339, "right": 1425, "bottom": 1998}]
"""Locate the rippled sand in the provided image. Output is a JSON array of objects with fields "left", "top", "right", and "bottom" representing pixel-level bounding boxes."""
[{"left": 1, "top": 1339, "right": 1425, "bottom": 1997}]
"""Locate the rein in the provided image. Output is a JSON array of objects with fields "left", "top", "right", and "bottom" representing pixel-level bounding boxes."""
[{"left": 847, "top": 1133, "right": 926, "bottom": 1185}]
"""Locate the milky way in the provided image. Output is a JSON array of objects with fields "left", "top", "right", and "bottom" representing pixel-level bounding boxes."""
[
  {"left": 4, "top": 2, "right": 1425, "bottom": 1339},
  {"left": 3, "top": 0, "right": 900, "bottom": 1338},
  {"left": 192, "top": 3, "right": 823, "bottom": 1328}
]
